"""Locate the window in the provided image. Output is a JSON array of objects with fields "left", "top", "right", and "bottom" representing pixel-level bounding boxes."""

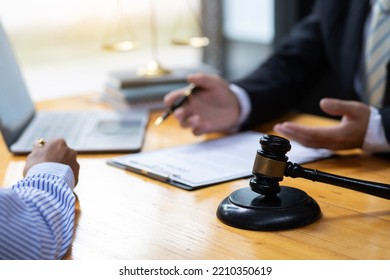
[
  {"left": 220, "top": 0, "right": 275, "bottom": 79},
  {"left": 223, "top": 0, "right": 274, "bottom": 44},
  {"left": 0, "top": 0, "right": 203, "bottom": 100}
]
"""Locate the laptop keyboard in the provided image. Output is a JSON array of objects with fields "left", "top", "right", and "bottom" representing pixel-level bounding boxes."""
[{"left": 18, "top": 111, "right": 92, "bottom": 148}]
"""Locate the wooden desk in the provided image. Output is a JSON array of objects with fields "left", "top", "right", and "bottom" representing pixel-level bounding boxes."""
[{"left": 1, "top": 95, "right": 390, "bottom": 260}]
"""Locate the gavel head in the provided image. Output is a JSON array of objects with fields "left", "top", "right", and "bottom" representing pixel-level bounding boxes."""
[{"left": 250, "top": 134, "right": 291, "bottom": 196}]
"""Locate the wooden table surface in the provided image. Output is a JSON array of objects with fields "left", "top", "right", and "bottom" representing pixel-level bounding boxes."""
[{"left": 1, "top": 94, "right": 389, "bottom": 260}]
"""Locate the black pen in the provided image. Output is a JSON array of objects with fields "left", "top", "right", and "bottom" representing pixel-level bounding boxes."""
[{"left": 154, "top": 83, "right": 198, "bottom": 126}]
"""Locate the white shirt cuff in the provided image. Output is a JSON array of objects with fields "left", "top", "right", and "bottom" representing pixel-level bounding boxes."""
[
  {"left": 229, "top": 84, "right": 251, "bottom": 127},
  {"left": 26, "top": 162, "right": 76, "bottom": 190},
  {"left": 362, "top": 107, "right": 390, "bottom": 153}
]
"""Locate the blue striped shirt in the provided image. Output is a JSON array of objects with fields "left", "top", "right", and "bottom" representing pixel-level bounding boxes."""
[{"left": 0, "top": 162, "right": 76, "bottom": 259}]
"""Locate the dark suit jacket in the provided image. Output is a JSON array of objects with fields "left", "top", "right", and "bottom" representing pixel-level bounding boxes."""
[{"left": 235, "top": 0, "right": 390, "bottom": 142}]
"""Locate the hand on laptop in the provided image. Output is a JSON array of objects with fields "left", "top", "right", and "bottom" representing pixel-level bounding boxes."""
[{"left": 23, "top": 138, "right": 80, "bottom": 185}]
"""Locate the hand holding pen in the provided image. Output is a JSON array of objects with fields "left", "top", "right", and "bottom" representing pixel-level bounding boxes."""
[
  {"left": 154, "top": 83, "right": 199, "bottom": 126},
  {"left": 157, "top": 73, "right": 242, "bottom": 135}
]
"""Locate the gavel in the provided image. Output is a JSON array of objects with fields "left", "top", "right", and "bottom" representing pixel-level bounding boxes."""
[
  {"left": 217, "top": 134, "right": 390, "bottom": 231},
  {"left": 251, "top": 134, "right": 390, "bottom": 200}
]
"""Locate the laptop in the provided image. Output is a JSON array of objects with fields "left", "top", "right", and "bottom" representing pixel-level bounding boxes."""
[{"left": 0, "top": 21, "right": 148, "bottom": 154}]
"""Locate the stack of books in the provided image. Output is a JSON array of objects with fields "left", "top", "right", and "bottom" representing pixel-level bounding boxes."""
[{"left": 101, "top": 64, "right": 218, "bottom": 110}]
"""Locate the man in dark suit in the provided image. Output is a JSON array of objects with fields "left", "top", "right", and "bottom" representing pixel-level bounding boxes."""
[{"left": 164, "top": 0, "right": 390, "bottom": 153}]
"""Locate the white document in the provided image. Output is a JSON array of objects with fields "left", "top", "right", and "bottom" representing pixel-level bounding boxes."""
[{"left": 108, "top": 131, "right": 332, "bottom": 190}]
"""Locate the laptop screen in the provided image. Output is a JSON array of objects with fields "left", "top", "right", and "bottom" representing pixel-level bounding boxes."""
[{"left": 0, "top": 21, "right": 35, "bottom": 147}]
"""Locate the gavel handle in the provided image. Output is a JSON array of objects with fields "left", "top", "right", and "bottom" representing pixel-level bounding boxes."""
[{"left": 285, "top": 163, "right": 390, "bottom": 200}]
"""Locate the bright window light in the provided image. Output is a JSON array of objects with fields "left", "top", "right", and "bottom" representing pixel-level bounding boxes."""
[{"left": 0, "top": 0, "right": 202, "bottom": 101}]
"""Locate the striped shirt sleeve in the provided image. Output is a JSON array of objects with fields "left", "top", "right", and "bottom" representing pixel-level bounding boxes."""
[{"left": 0, "top": 162, "right": 76, "bottom": 260}]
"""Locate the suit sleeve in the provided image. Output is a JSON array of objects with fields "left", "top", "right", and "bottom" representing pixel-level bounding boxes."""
[
  {"left": 379, "top": 107, "right": 390, "bottom": 144},
  {"left": 234, "top": 3, "right": 330, "bottom": 129}
]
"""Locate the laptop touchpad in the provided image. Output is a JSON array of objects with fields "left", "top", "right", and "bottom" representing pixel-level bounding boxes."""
[{"left": 95, "top": 120, "right": 143, "bottom": 136}]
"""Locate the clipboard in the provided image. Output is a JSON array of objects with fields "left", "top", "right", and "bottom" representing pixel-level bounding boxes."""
[{"left": 107, "top": 131, "right": 332, "bottom": 190}]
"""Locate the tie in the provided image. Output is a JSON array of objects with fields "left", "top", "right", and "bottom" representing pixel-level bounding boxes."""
[{"left": 364, "top": 0, "right": 390, "bottom": 107}]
